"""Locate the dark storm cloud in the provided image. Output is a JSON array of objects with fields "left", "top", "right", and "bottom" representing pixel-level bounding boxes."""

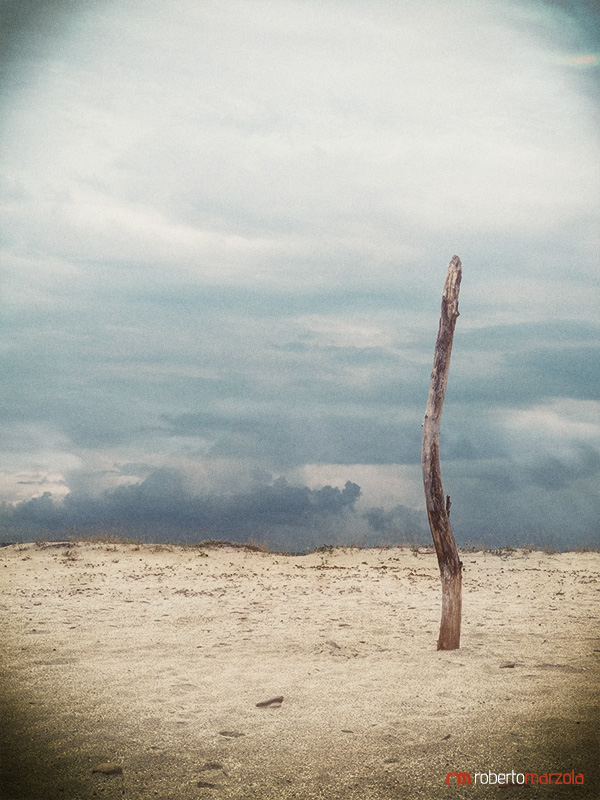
[
  {"left": 163, "top": 411, "right": 422, "bottom": 467},
  {"left": 537, "top": 0, "right": 600, "bottom": 63},
  {"left": 363, "top": 504, "right": 430, "bottom": 541},
  {"left": 449, "top": 321, "right": 600, "bottom": 408},
  {"left": 447, "top": 439, "right": 600, "bottom": 494},
  {"left": 0, "top": 0, "right": 78, "bottom": 76},
  {"left": 524, "top": 442, "right": 600, "bottom": 490},
  {"left": 0, "top": 471, "right": 378, "bottom": 551},
  {"left": 447, "top": 466, "right": 600, "bottom": 551},
  {"left": 509, "top": 346, "right": 600, "bottom": 402},
  {"left": 458, "top": 321, "right": 600, "bottom": 350}
]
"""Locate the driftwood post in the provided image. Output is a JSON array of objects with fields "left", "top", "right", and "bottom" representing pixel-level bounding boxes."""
[{"left": 422, "top": 255, "right": 463, "bottom": 650}]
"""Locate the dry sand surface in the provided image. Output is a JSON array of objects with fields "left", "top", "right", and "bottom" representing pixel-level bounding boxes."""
[{"left": 1, "top": 541, "right": 599, "bottom": 799}]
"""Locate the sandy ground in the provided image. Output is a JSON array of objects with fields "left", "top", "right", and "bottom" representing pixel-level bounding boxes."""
[{"left": 1, "top": 541, "right": 598, "bottom": 799}]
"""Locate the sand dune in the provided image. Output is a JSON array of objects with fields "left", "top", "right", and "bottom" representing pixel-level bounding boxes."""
[{"left": 1, "top": 541, "right": 598, "bottom": 798}]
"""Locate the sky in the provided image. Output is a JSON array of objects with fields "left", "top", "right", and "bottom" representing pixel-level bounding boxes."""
[{"left": 1, "top": 0, "right": 599, "bottom": 551}]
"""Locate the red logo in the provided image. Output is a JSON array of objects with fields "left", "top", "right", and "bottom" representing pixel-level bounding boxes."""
[{"left": 446, "top": 772, "right": 472, "bottom": 786}]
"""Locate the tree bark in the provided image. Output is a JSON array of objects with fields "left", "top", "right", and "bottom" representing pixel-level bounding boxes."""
[{"left": 422, "top": 255, "right": 463, "bottom": 650}]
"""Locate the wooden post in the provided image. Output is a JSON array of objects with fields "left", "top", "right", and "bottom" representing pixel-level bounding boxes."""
[{"left": 422, "top": 255, "right": 463, "bottom": 650}]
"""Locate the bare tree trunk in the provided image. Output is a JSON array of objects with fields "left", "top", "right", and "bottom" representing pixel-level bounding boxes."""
[{"left": 422, "top": 255, "right": 463, "bottom": 650}]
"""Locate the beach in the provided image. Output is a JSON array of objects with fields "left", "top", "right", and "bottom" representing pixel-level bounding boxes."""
[{"left": 1, "top": 541, "right": 598, "bottom": 799}]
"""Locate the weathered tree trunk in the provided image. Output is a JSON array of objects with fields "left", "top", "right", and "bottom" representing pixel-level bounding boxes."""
[{"left": 422, "top": 255, "right": 463, "bottom": 650}]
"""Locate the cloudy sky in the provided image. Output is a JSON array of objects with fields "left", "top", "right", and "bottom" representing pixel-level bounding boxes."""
[{"left": 1, "top": 0, "right": 598, "bottom": 550}]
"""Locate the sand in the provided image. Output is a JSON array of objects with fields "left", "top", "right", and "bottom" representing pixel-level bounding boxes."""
[{"left": 1, "top": 541, "right": 598, "bottom": 799}]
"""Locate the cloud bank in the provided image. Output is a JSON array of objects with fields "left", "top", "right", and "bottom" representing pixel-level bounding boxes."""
[{"left": 1, "top": 472, "right": 431, "bottom": 553}]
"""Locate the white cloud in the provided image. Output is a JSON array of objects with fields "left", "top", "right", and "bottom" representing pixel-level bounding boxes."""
[
  {"left": 505, "top": 399, "right": 600, "bottom": 445},
  {"left": 298, "top": 463, "right": 424, "bottom": 510},
  {"left": 2, "top": 0, "right": 598, "bottom": 290},
  {"left": 294, "top": 316, "right": 396, "bottom": 350},
  {"left": 0, "top": 471, "right": 69, "bottom": 504}
]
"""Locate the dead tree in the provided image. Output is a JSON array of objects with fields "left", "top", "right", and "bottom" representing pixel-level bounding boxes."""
[{"left": 422, "top": 255, "right": 463, "bottom": 650}]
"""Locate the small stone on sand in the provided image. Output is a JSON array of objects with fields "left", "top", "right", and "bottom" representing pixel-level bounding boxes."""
[
  {"left": 200, "top": 761, "right": 223, "bottom": 771},
  {"left": 92, "top": 762, "right": 123, "bottom": 775},
  {"left": 256, "top": 695, "right": 284, "bottom": 707}
]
